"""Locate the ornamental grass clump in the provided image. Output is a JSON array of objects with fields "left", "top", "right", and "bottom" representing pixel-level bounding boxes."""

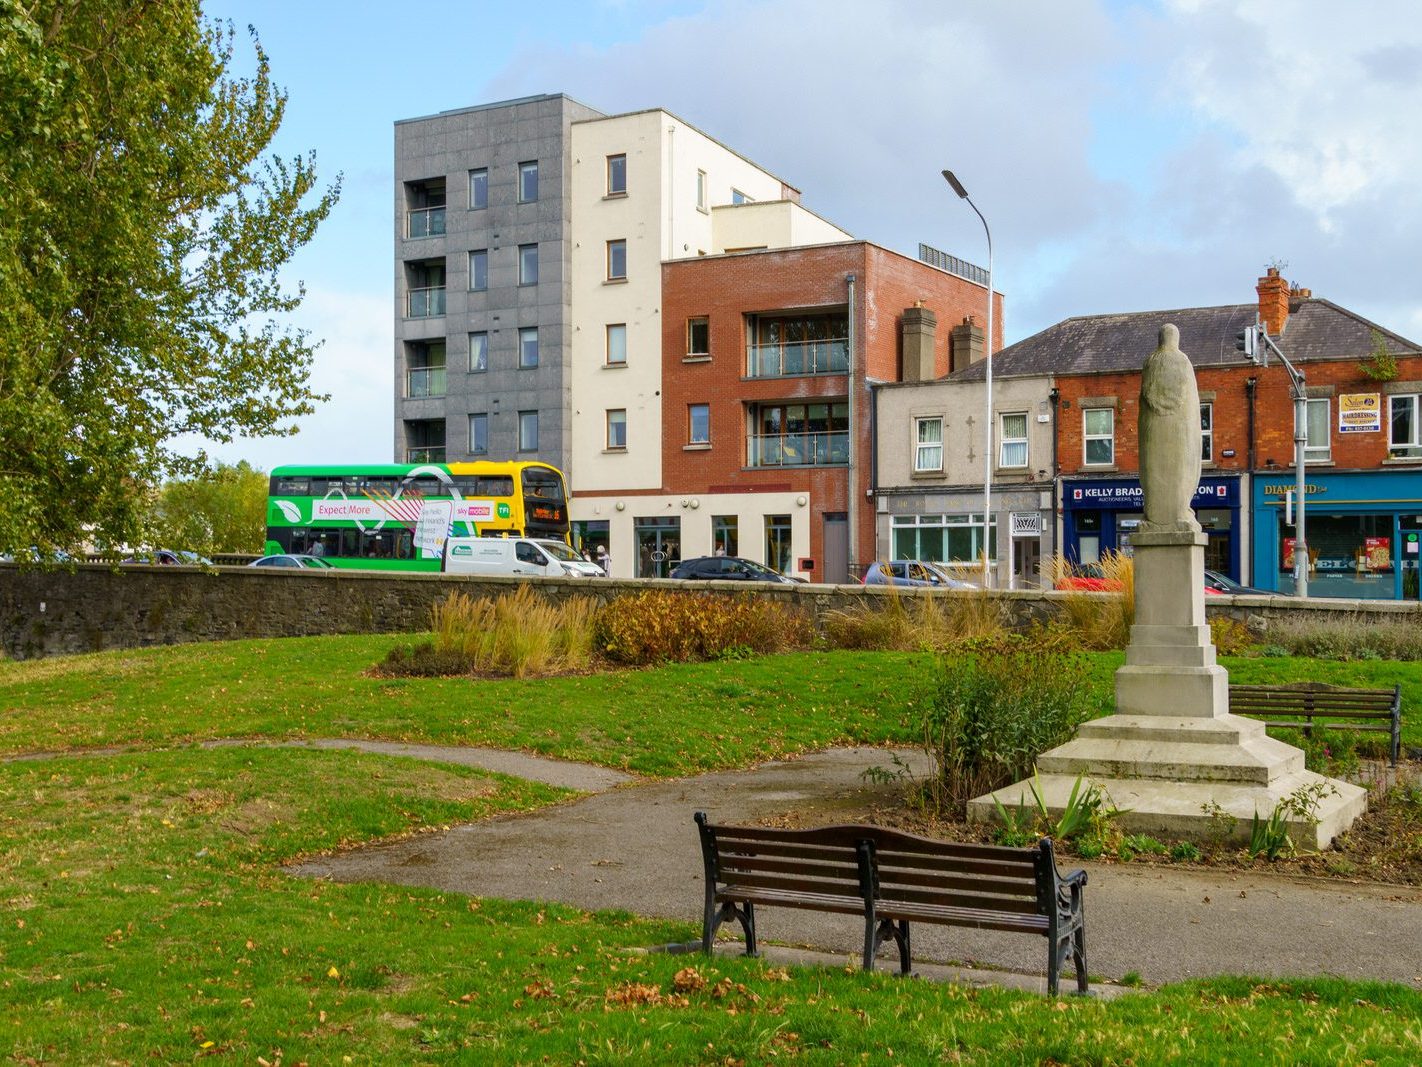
[
  {"left": 1041, "top": 550, "right": 1135, "bottom": 650},
  {"left": 822, "top": 586, "right": 1008, "bottom": 652},
  {"left": 918, "top": 636, "right": 1100, "bottom": 815},
  {"left": 593, "top": 590, "right": 809, "bottom": 665}
]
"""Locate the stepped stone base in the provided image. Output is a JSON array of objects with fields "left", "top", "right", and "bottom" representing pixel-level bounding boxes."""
[{"left": 967, "top": 768, "right": 1367, "bottom": 852}]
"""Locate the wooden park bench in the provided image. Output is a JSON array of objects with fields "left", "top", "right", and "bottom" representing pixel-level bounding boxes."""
[
  {"left": 693, "top": 812, "right": 1089, "bottom": 995},
  {"left": 1230, "top": 682, "right": 1402, "bottom": 766}
]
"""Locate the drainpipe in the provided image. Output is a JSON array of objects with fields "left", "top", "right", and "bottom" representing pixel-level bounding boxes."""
[
  {"left": 1048, "top": 386, "right": 1060, "bottom": 565},
  {"left": 869, "top": 380, "right": 881, "bottom": 566},
  {"left": 846, "top": 272, "right": 858, "bottom": 574},
  {"left": 1245, "top": 376, "right": 1258, "bottom": 472}
]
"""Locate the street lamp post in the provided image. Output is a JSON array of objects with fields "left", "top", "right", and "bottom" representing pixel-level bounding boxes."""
[{"left": 942, "top": 169, "right": 994, "bottom": 588}]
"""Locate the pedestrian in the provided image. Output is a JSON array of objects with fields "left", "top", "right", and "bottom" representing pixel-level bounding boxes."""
[{"left": 595, "top": 544, "right": 609, "bottom": 575}]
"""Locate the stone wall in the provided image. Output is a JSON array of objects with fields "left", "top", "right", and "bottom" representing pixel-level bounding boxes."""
[{"left": 2, "top": 563, "right": 1418, "bottom": 660}]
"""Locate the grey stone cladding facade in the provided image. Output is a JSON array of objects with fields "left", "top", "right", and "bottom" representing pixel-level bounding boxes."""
[{"left": 394, "top": 94, "right": 604, "bottom": 471}]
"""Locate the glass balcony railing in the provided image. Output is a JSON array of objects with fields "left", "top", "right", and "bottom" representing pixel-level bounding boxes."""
[
  {"left": 406, "top": 286, "right": 446, "bottom": 318},
  {"left": 746, "top": 431, "right": 850, "bottom": 468},
  {"left": 406, "top": 446, "right": 446, "bottom": 463},
  {"left": 406, "top": 366, "right": 446, "bottom": 398},
  {"left": 747, "top": 339, "right": 849, "bottom": 377},
  {"left": 407, "top": 206, "right": 446, "bottom": 239}
]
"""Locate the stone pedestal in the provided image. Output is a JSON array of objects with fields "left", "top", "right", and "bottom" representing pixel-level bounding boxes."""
[{"left": 969, "top": 531, "right": 1366, "bottom": 850}]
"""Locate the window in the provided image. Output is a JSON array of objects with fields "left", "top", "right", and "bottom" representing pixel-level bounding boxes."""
[
  {"left": 469, "top": 332, "right": 488, "bottom": 373},
  {"left": 518, "top": 160, "right": 538, "bottom": 203},
  {"left": 1200, "top": 403, "right": 1213, "bottom": 463},
  {"left": 468, "top": 413, "right": 488, "bottom": 455},
  {"left": 750, "top": 402, "right": 849, "bottom": 467},
  {"left": 607, "top": 154, "right": 626, "bottom": 195},
  {"left": 469, "top": 168, "right": 488, "bottom": 210},
  {"left": 891, "top": 513, "right": 998, "bottom": 564},
  {"left": 405, "top": 341, "right": 446, "bottom": 398},
  {"left": 731, "top": 188, "right": 752, "bottom": 205},
  {"left": 606, "top": 409, "right": 626, "bottom": 449},
  {"left": 747, "top": 311, "right": 848, "bottom": 376},
  {"left": 518, "top": 243, "right": 538, "bottom": 286},
  {"left": 696, "top": 169, "right": 707, "bottom": 210},
  {"left": 687, "top": 317, "right": 709, "bottom": 357},
  {"left": 1305, "top": 397, "right": 1330, "bottom": 461},
  {"left": 1390, "top": 394, "right": 1422, "bottom": 458},
  {"left": 607, "top": 239, "right": 626, "bottom": 280},
  {"left": 518, "top": 327, "right": 539, "bottom": 369},
  {"left": 469, "top": 249, "right": 488, "bottom": 291},
  {"left": 765, "top": 514, "right": 792, "bottom": 574},
  {"left": 712, "top": 516, "right": 738, "bottom": 556},
  {"left": 518, "top": 410, "right": 539, "bottom": 451},
  {"left": 999, "top": 412, "right": 1028, "bottom": 468},
  {"left": 1083, "top": 408, "right": 1114, "bottom": 466},
  {"left": 606, "top": 323, "right": 627, "bottom": 366},
  {"left": 689, "top": 403, "right": 710, "bottom": 444},
  {"left": 914, "top": 417, "right": 943, "bottom": 472}
]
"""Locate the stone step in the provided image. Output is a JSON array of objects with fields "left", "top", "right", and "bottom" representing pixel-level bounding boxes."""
[
  {"left": 968, "top": 770, "right": 1368, "bottom": 851},
  {"left": 1076, "top": 713, "right": 1267, "bottom": 745},
  {"left": 1036, "top": 735, "right": 1304, "bottom": 785}
]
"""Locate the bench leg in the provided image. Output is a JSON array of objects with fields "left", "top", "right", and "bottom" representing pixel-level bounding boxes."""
[
  {"left": 1072, "top": 924, "right": 1088, "bottom": 994},
  {"left": 894, "top": 920, "right": 911, "bottom": 975},
  {"left": 704, "top": 900, "right": 757, "bottom": 957},
  {"left": 863, "top": 918, "right": 912, "bottom": 975}
]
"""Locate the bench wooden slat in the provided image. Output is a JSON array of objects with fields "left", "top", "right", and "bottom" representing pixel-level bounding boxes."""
[
  {"left": 874, "top": 852, "right": 1044, "bottom": 880},
  {"left": 717, "top": 855, "right": 862, "bottom": 883},
  {"left": 876, "top": 885, "right": 1043, "bottom": 915},
  {"left": 875, "top": 899, "right": 1052, "bottom": 933},
  {"left": 716, "top": 887, "right": 867, "bottom": 917},
  {"left": 714, "top": 841, "right": 866, "bottom": 867},
  {"left": 871, "top": 866, "right": 1042, "bottom": 898}
]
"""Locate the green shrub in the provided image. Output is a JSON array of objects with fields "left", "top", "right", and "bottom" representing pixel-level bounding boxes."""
[
  {"left": 1170, "top": 841, "right": 1202, "bottom": 862},
  {"left": 1209, "top": 616, "right": 1256, "bottom": 656},
  {"left": 378, "top": 640, "right": 474, "bottom": 678},
  {"left": 1265, "top": 615, "right": 1422, "bottom": 662},
  {"left": 918, "top": 637, "right": 1099, "bottom": 815},
  {"left": 593, "top": 590, "right": 810, "bottom": 666}
]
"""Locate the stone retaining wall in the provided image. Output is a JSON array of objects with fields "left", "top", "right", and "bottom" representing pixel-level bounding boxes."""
[{"left": 2, "top": 563, "right": 1419, "bottom": 660}]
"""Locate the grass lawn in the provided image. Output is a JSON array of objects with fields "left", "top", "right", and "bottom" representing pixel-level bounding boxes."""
[{"left": 2, "top": 637, "right": 1420, "bottom": 1062}]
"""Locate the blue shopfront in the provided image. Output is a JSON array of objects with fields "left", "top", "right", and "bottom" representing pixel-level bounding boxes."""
[
  {"left": 1250, "top": 469, "right": 1422, "bottom": 600},
  {"left": 1061, "top": 476, "right": 1243, "bottom": 580}
]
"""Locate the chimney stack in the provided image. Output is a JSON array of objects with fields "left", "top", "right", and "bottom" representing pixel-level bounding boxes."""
[
  {"left": 949, "top": 315, "right": 985, "bottom": 373},
  {"left": 1257, "top": 267, "right": 1290, "bottom": 336},
  {"left": 901, "top": 306, "right": 937, "bottom": 382}
]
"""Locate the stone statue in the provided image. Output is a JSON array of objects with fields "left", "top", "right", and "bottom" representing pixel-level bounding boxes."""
[{"left": 1138, "top": 323, "right": 1201, "bottom": 532}]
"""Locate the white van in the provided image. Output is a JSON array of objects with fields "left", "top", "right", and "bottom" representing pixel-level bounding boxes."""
[{"left": 441, "top": 536, "right": 606, "bottom": 578}]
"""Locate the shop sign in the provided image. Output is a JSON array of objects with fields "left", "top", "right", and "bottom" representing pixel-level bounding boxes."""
[
  {"left": 1261, "top": 483, "right": 1329, "bottom": 497},
  {"left": 1339, "top": 393, "right": 1381, "bottom": 433},
  {"left": 1067, "top": 480, "right": 1234, "bottom": 508},
  {"left": 1364, "top": 537, "right": 1392, "bottom": 570}
]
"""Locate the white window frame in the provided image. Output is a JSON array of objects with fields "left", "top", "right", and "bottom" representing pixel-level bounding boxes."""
[
  {"left": 689, "top": 403, "right": 710, "bottom": 445},
  {"left": 518, "top": 410, "right": 539, "bottom": 452},
  {"left": 518, "top": 243, "right": 538, "bottom": 286},
  {"left": 696, "top": 169, "right": 707, "bottom": 211},
  {"left": 518, "top": 327, "right": 539, "bottom": 369},
  {"left": 468, "top": 168, "right": 488, "bottom": 210},
  {"left": 469, "top": 331, "right": 488, "bottom": 373},
  {"left": 1200, "top": 402, "right": 1213, "bottom": 463},
  {"left": 1389, "top": 394, "right": 1422, "bottom": 458},
  {"left": 517, "top": 160, "right": 538, "bottom": 203},
  {"left": 469, "top": 249, "right": 488, "bottom": 292},
  {"left": 607, "top": 239, "right": 626, "bottom": 280},
  {"left": 607, "top": 153, "right": 626, "bottom": 195},
  {"left": 468, "top": 413, "right": 488, "bottom": 455},
  {"left": 1304, "top": 397, "right": 1331, "bottom": 461},
  {"left": 914, "top": 416, "right": 943, "bottom": 472},
  {"left": 606, "top": 409, "right": 627, "bottom": 450},
  {"left": 998, "top": 412, "right": 1028, "bottom": 469},
  {"left": 605, "top": 323, "right": 627, "bottom": 366},
  {"left": 1083, "top": 408, "right": 1114, "bottom": 466}
]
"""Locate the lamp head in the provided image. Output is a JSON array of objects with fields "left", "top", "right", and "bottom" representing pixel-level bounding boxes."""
[{"left": 941, "top": 169, "right": 969, "bottom": 199}]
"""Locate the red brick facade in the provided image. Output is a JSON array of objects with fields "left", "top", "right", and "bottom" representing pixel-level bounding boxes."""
[{"left": 659, "top": 242, "right": 1002, "bottom": 575}]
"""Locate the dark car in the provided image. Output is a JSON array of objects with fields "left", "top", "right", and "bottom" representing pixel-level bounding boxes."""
[
  {"left": 248, "top": 554, "right": 336, "bottom": 570},
  {"left": 669, "top": 556, "right": 799, "bottom": 584},
  {"left": 1204, "top": 569, "right": 1274, "bottom": 596},
  {"left": 122, "top": 549, "right": 212, "bottom": 566},
  {"left": 863, "top": 560, "right": 977, "bottom": 590}
]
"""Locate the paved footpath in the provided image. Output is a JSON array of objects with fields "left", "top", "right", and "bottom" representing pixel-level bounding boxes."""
[{"left": 291, "top": 746, "right": 1422, "bottom": 990}]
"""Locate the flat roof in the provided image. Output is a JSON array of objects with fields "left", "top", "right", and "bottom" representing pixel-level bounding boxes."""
[{"left": 395, "top": 92, "right": 603, "bottom": 127}]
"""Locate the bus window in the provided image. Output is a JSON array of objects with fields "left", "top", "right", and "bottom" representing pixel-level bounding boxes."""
[
  {"left": 522, "top": 467, "right": 565, "bottom": 502},
  {"left": 274, "top": 477, "right": 310, "bottom": 495}
]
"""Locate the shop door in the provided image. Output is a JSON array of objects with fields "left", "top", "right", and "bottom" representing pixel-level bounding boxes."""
[
  {"left": 823, "top": 513, "right": 848, "bottom": 584},
  {"left": 1013, "top": 538, "right": 1042, "bottom": 590},
  {"left": 634, "top": 517, "right": 680, "bottom": 578}
]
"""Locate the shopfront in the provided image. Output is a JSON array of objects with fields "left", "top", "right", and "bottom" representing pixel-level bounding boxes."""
[
  {"left": 1061, "top": 475, "right": 1244, "bottom": 581},
  {"left": 1250, "top": 469, "right": 1422, "bottom": 600}
]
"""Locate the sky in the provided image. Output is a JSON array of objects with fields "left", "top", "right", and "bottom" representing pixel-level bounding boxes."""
[{"left": 196, "top": 0, "right": 1422, "bottom": 471}]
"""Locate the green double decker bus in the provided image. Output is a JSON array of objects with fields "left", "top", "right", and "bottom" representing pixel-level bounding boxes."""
[{"left": 264, "top": 461, "right": 570, "bottom": 571}]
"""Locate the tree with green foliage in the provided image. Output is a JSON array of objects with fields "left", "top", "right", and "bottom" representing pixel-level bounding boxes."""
[
  {"left": 0, "top": 2, "right": 339, "bottom": 559},
  {"left": 149, "top": 460, "right": 269, "bottom": 555},
  {"left": 1360, "top": 328, "right": 1399, "bottom": 382}
]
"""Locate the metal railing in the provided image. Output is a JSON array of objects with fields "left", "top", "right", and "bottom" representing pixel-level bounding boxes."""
[
  {"left": 747, "top": 339, "right": 848, "bottom": 377},
  {"left": 746, "top": 431, "right": 849, "bottom": 467},
  {"left": 406, "top": 366, "right": 446, "bottom": 398},
  {"left": 407, "top": 206, "right": 446, "bottom": 239},
  {"left": 918, "top": 242, "right": 989, "bottom": 287},
  {"left": 406, "top": 286, "right": 446, "bottom": 318},
  {"left": 406, "top": 446, "right": 446, "bottom": 463}
]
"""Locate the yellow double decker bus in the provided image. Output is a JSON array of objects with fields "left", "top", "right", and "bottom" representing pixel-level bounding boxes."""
[{"left": 263, "top": 461, "right": 569, "bottom": 570}]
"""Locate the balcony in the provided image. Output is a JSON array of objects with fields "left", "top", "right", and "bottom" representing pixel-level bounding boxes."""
[
  {"left": 747, "top": 431, "right": 849, "bottom": 468},
  {"left": 407, "top": 446, "right": 446, "bottom": 463},
  {"left": 407, "top": 206, "right": 446, "bottom": 239},
  {"left": 747, "top": 338, "right": 848, "bottom": 378},
  {"left": 406, "top": 366, "right": 446, "bottom": 398},
  {"left": 406, "top": 286, "right": 446, "bottom": 318}
]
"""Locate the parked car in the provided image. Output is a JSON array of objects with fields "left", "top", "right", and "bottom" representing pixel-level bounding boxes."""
[
  {"left": 1053, "top": 563, "right": 1123, "bottom": 592},
  {"left": 669, "top": 556, "right": 800, "bottom": 584},
  {"left": 442, "top": 537, "right": 605, "bottom": 578},
  {"left": 123, "top": 549, "right": 212, "bottom": 566},
  {"left": 248, "top": 553, "right": 336, "bottom": 570},
  {"left": 1204, "top": 569, "right": 1274, "bottom": 596},
  {"left": 863, "top": 560, "right": 977, "bottom": 590}
]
